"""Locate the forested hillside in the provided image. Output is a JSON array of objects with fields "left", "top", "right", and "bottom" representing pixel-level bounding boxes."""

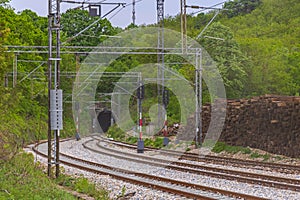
[
  {"left": 0, "top": 0, "right": 299, "bottom": 198},
  {"left": 163, "top": 0, "right": 299, "bottom": 98},
  {"left": 221, "top": 0, "right": 300, "bottom": 96},
  {"left": 0, "top": 6, "right": 48, "bottom": 160}
]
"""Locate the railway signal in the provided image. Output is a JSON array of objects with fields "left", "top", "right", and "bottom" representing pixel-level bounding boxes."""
[
  {"left": 163, "top": 89, "right": 169, "bottom": 107},
  {"left": 137, "top": 81, "right": 144, "bottom": 153},
  {"left": 163, "top": 89, "right": 169, "bottom": 146},
  {"left": 137, "top": 84, "right": 145, "bottom": 100}
]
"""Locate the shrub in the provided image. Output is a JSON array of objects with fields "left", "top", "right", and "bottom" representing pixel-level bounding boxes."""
[
  {"left": 153, "top": 137, "right": 164, "bottom": 148},
  {"left": 212, "top": 142, "right": 227, "bottom": 153},
  {"left": 126, "top": 136, "right": 138, "bottom": 144},
  {"left": 57, "top": 174, "right": 109, "bottom": 200},
  {"left": 241, "top": 147, "right": 251, "bottom": 154},
  {"left": 144, "top": 138, "right": 153, "bottom": 147},
  {"left": 250, "top": 152, "right": 261, "bottom": 158},
  {"left": 212, "top": 142, "right": 252, "bottom": 154},
  {"left": 107, "top": 125, "right": 126, "bottom": 140}
]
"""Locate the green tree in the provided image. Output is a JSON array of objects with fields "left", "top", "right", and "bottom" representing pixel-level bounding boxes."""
[
  {"left": 198, "top": 22, "right": 248, "bottom": 98},
  {"left": 223, "top": 0, "right": 262, "bottom": 18},
  {"left": 61, "top": 9, "right": 117, "bottom": 46},
  {"left": 0, "top": 0, "right": 9, "bottom": 6}
]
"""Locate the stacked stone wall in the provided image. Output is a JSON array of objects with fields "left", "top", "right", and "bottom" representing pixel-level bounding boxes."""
[{"left": 180, "top": 95, "right": 300, "bottom": 157}]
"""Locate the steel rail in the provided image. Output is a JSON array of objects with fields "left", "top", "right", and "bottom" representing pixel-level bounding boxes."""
[
  {"left": 31, "top": 142, "right": 256, "bottom": 200},
  {"left": 32, "top": 139, "right": 269, "bottom": 200},
  {"left": 96, "top": 135, "right": 300, "bottom": 174},
  {"left": 91, "top": 137, "right": 300, "bottom": 186},
  {"left": 85, "top": 137, "right": 300, "bottom": 192}
]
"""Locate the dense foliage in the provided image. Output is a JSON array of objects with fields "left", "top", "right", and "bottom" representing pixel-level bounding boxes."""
[
  {"left": 61, "top": 9, "right": 119, "bottom": 46},
  {"left": 0, "top": 7, "right": 49, "bottom": 160},
  {"left": 163, "top": 0, "right": 299, "bottom": 98},
  {"left": 220, "top": 0, "right": 300, "bottom": 96},
  {"left": 223, "top": 0, "right": 262, "bottom": 18}
]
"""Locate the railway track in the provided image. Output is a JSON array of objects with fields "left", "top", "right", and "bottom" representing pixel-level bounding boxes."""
[
  {"left": 96, "top": 135, "right": 300, "bottom": 174},
  {"left": 32, "top": 140, "right": 268, "bottom": 200},
  {"left": 84, "top": 137, "right": 300, "bottom": 192}
]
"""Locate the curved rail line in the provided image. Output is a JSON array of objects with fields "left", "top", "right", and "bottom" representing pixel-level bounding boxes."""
[
  {"left": 85, "top": 137, "right": 300, "bottom": 192},
  {"left": 96, "top": 135, "right": 300, "bottom": 174},
  {"left": 32, "top": 140, "right": 268, "bottom": 200}
]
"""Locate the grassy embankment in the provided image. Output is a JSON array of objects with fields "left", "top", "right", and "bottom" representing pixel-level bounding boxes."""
[{"left": 0, "top": 152, "right": 109, "bottom": 200}]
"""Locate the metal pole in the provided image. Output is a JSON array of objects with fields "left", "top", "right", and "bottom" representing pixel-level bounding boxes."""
[
  {"left": 4, "top": 74, "right": 8, "bottom": 87},
  {"left": 48, "top": 0, "right": 62, "bottom": 178},
  {"left": 132, "top": 0, "right": 136, "bottom": 25},
  {"left": 195, "top": 48, "right": 202, "bottom": 148},
  {"left": 55, "top": 1, "right": 61, "bottom": 177},
  {"left": 199, "top": 49, "right": 202, "bottom": 147},
  {"left": 47, "top": 10, "right": 52, "bottom": 177},
  {"left": 157, "top": 0, "right": 164, "bottom": 129},
  {"left": 180, "top": 0, "right": 187, "bottom": 53},
  {"left": 139, "top": 93, "right": 142, "bottom": 140},
  {"left": 13, "top": 54, "right": 18, "bottom": 87},
  {"left": 195, "top": 50, "right": 199, "bottom": 148},
  {"left": 75, "top": 54, "right": 81, "bottom": 139}
]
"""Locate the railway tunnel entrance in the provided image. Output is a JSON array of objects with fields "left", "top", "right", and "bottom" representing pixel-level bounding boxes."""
[{"left": 95, "top": 108, "right": 114, "bottom": 133}]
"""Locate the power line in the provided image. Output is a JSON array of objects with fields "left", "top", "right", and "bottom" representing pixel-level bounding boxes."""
[
  {"left": 61, "top": 2, "right": 126, "bottom": 44},
  {"left": 108, "top": 0, "right": 143, "bottom": 21},
  {"left": 190, "top": 1, "right": 227, "bottom": 16},
  {"left": 196, "top": 10, "right": 220, "bottom": 40}
]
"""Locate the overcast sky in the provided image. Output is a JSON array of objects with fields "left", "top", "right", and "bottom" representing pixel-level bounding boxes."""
[{"left": 9, "top": 0, "right": 227, "bottom": 28}]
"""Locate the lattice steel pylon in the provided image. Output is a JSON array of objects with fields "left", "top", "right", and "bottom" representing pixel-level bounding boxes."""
[
  {"left": 132, "top": 0, "right": 136, "bottom": 25},
  {"left": 157, "top": 0, "right": 165, "bottom": 128},
  {"left": 48, "top": 0, "right": 63, "bottom": 178}
]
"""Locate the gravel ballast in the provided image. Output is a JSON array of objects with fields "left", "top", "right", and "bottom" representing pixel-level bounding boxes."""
[{"left": 27, "top": 137, "right": 300, "bottom": 200}]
